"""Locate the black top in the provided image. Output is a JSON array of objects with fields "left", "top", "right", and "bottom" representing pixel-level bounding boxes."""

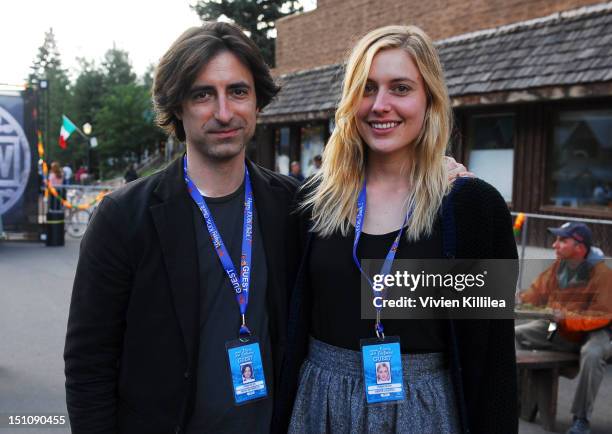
[
  {"left": 310, "top": 221, "right": 448, "bottom": 353},
  {"left": 188, "top": 183, "right": 273, "bottom": 434}
]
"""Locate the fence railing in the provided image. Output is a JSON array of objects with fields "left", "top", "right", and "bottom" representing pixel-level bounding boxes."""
[{"left": 40, "top": 184, "right": 119, "bottom": 237}]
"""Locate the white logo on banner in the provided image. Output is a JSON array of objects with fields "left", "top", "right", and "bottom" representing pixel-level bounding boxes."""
[{"left": 0, "top": 106, "right": 31, "bottom": 215}]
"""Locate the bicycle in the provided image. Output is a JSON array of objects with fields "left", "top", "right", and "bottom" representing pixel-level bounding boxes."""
[
  {"left": 64, "top": 188, "right": 93, "bottom": 238},
  {"left": 66, "top": 206, "right": 92, "bottom": 238}
]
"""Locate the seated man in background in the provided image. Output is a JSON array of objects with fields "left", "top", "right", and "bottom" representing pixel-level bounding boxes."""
[{"left": 516, "top": 222, "right": 612, "bottom": 434}]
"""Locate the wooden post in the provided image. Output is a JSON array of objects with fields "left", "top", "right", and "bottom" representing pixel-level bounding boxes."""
[
  {"left": 254, "top": 125, "right": 275, "bottom": 170},
  {"left": 289, "top": 124, "right": 301, "bottom": 163},
  {"left": 534, "top": 368, "right": 559, "bottom": 432}
]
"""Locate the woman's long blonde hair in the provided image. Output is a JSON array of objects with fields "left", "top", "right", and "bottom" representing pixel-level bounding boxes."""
[{"left": 302, "top": 25, "right": 452, "bottom": 241}]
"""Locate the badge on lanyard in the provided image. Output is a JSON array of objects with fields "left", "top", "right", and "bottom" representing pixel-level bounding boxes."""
[
  {"left": 353, "top": 179, "right": 411, "bottom": 405},
  {"left": 226, "top": 337, "right": 268, "bottom": 404},
  {"left": 360, "top": 336, "right": 405, "bottom": 404},
  {"left": 184, "top": 156, "right": 268, "bottom": 405}
]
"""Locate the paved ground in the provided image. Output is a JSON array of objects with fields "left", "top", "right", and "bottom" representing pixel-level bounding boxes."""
[
  {"left": 0, "top": 239, "right": 77, "bottom": 433},
  {"left": 519, "top": 366, "right": 612, "bottom": 434},
  {"left": 0, "top": 240, "right": 610, "bottom": 433}
]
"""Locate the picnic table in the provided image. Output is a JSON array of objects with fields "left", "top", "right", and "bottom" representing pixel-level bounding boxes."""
[
  {"left": 514, "top": 308, "right": 554, "bottom": 321},
  {"left": 516, "top": 349, "right": 579, "bottom": 431},
  {"left": 514, "top": 307, "right": 611, "bottom": 431},
  {"left": 515, "top": 306, "right": 572, "bottom": 431}
]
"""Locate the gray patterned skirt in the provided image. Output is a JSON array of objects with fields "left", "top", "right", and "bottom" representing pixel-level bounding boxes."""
[{"left": 288, "top": 337, "right": 461, "bottom": 434}]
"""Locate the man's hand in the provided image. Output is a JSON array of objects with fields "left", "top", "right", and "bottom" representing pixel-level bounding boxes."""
[
  {"left": 444, "top": 156, "right": 475, "bottom": 181},
  {"left": 552, "top": 308, "right": 566, "bottom": 323}
]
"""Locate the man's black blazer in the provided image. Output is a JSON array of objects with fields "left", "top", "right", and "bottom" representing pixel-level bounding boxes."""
[{"left": 64, "top": 157, "right": 299, "bottom": 434}]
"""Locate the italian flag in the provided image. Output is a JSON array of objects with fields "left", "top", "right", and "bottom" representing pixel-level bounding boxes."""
[{"left": 59, "top": 115, "right": 77, "bottom": 149}]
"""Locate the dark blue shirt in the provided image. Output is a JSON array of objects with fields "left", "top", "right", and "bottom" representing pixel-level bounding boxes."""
[{"left": 187, "top": 182, "right": 272, "bottom": 433}]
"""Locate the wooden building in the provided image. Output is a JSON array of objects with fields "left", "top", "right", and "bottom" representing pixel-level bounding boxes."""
[{"left": 255, "top": 2, "right": 612, "bottom": 249}]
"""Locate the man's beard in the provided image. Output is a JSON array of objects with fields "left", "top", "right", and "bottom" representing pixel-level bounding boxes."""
[
  {"left": 197, "top": 139, "right": 247, "bottom": 161},
  {"left": 192, "top": 118, "right": 252, "bottom": 161}
]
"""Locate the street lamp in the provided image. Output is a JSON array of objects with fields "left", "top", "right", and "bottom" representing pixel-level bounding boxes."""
[
  {"left": 82, "top": 122, "right": 92, "bottom": 135},
  {"left": 82, "top": 123, "right": 93, "bottom": 171},
  {"left": 39, "top": 78, "right": 50, "bottom": 161}
]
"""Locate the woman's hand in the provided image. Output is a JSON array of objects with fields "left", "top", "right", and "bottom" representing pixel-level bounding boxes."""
[{"left": 444, "top": 156, "right": 475, "bottom": 181}]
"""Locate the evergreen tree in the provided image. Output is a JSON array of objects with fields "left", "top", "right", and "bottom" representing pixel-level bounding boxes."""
[
  {"left": 192, "top": 0, "right": 302, "bottom": 66},
  {"left": 28, "top": 28, "right": 72, "bottom": 164},
  {"left": 101, "top": 46, "right": 137, "bottom": 89},
  {"left": 69, "top": 59, "right": 106, "bottom": 167},
  {"left": 71, "top": 58, "right": 105, "bottom": 127}
]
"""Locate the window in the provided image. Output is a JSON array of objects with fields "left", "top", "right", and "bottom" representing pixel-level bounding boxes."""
[
  {"left": 301, "top": 124, "right": 325, "bottom": 177},
  {"left": 467, "top": 114, "right": 515, "bottom": 202},
  {"left": 275, "top": 127, "right": 290, "bottom": 175},
  {"left": 548, "top": 110, "right": 612, "bottom": 211}
]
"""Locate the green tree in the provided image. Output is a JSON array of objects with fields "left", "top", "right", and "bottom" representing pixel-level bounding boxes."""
[
  {"left": 142, "top": 64, "right": 156, "bottom": 90},
  {"left": 94, "top": 83, "right": 161, "bottom": 173},
  {"left": 101, "top": 46, "right": 137, "bottom": 88},
  {"left": 192, "top": 0, "right": 302, "bottom": 66},
  {"left": 68, "top": 59, "right": 106, "bottom": 168},
  {"left": 72, "top": 58, "right": 105, "bottom": 124},
  {"left": 28, "top": 28, "right": 72, "bottom": 164},
  {"left": 27, "top": 34, "right": 164, "bottom": 178}
]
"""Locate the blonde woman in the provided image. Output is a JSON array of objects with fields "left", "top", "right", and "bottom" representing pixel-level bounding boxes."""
[{"left": 276, "top": 26, "right": 518, "bottom": 433}]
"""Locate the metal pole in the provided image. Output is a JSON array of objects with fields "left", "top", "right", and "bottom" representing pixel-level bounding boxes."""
[
  {"left": 45, "top": 82, "right": 51, "bottom": 163},
  {"left": 87, "top": 140, "right": 91, "bottom": 171},
  {"left": 510, "top": 211, "right": 612, "bottom": 226},
  {"left": 518, "top": 216, "right": 528, "bottom": 290},
  {"left": 33, "top": 83, "right": 45, "bottom": 220}
]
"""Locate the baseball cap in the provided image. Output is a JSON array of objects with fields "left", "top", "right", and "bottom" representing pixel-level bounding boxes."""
[{"left": 547, "top": 222, "right": 592, "bottom": 249}]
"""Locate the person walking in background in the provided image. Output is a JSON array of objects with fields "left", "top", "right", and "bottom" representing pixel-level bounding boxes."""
[
  {"left": 80, "top": 166, "right": 90, "bottom": 184},
  {"left": 306, "top": 155, "right": 322, "bottom": 177},
  {"left": 124, "top": 163, "right": 139, "bottom": 183},
  {"left": 62, "top": 164, "right": 73, "bottom": 185},
  {"left": 74, "top": 166, "right": 87, "bottom": 184},
  {"left": 49, "top": 162, "right": 63, "bottom": 187},
  {"left": 48, "top": 161, "right": 64, "bottom": 210},
  {"left": 516, "top": 222, "right": 612, "bottom": 434},
  {"left": 312, "top": 155, "right": 322, "bottom": 174},
  {"left": 289, "top": 160, "right": 305, "bottom": 182}
]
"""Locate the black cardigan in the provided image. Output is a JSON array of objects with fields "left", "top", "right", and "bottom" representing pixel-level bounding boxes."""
[{"left": 273, "top": 178, "right": 519, "bottom": 434}]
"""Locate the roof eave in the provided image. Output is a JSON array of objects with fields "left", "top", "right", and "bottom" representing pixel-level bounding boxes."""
[{"left": 451, "top": 81, "right": 612, "bottom": 107}]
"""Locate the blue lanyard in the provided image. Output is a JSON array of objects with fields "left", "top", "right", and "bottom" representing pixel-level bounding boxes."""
[
  {"left": 352, "top": 180, "right": 411, "bottom": 339},
  {"left": 183, "top": 155, "right": 254, "bottom": 339}
]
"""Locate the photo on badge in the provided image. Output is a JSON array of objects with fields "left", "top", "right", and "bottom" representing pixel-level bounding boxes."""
[
  {"left": 375, "top": 361, "right": 392, "bottom": 384},
  {"left": 241, "top": 362, "right": 255, "bottom": 383},
  {"left": 226, "top": 338, "right": 268, "bottom": 405},
  {"left": 360, "top": 337, "right": 405, "bottom": 405}
]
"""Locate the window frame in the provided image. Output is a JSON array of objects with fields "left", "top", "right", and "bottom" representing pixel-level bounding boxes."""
[{"left": 541, "top": 104, "right": 612, "bottom": 219}]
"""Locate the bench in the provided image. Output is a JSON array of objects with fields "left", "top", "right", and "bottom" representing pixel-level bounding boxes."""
[{"left": 516, "top": 349, "right": 579, "bottom": 431}]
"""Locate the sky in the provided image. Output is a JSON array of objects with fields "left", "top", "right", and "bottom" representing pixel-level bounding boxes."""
[{"left": 1, "top": 0, "right": 317, "bottom": 88}]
